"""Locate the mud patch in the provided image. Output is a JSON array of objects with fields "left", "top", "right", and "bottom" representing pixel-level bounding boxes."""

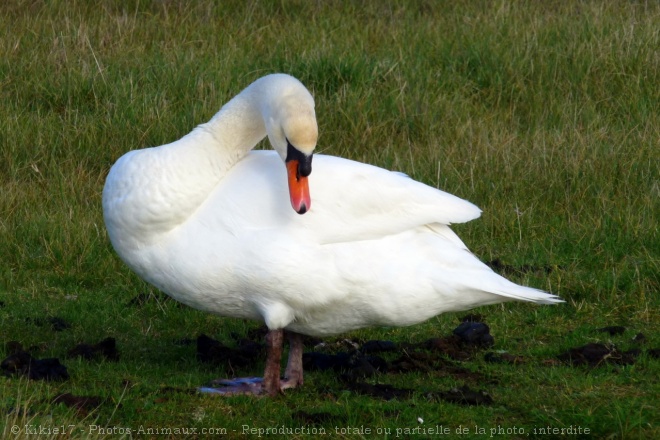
[
  {"left": 557, "top": 343, "right": 639, "bottom": 367},
  {"left": 418, "top": 320, "right": 494, "bottom": 361},
  {"left": 360, "top": 340, "right": 397, "bottom": 354},
  {"left": 484, "top": 352, "right": 526, "bottom": 365},
  {"left": 433, "top": 385, "right": 493, "bottom": 406},
  {"left": 1, "top": 342, "right": 69, "bottom": 381},
  {"left": 303, "top": 351, "right": 386, "bottom": 378},
  {"left": 300, "top": 319, "right": 497, "bottom": 400},
  {"left": 196, "top": 334, "right": 263, "bottom": 372},
  {"left": 67, "top": 337, "right": 119, "bottom": 361},
  {"left": 51, "top": 393, "right": 103, "bottom": 417}
]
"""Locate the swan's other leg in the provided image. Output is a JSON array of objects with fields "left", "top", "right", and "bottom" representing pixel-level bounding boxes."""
[
  {"left": 198, "top": 328, "right": 284, "bottom": 396},
  {"left": 281, "top": 331, "right": 304, "bottom": 389}
]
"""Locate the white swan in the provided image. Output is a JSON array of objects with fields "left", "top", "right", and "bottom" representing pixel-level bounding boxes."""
[{"left": 103, "top": 74, "right": 562, "bottom": 396}]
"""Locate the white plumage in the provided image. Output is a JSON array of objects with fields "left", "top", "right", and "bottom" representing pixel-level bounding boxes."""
[{"left": 103, "top": 74, "right": 561, "bottom": 395}]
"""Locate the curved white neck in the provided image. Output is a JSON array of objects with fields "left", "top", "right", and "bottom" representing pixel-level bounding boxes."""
[
  {"left": 171, "top": 79, "right": 269, "bottom": 180},
  {"left": 196, "top": 85, "right": 268, "bottom": 169},
  {"left": 104, "top": 74, "right": 316, "bottom": 249}
]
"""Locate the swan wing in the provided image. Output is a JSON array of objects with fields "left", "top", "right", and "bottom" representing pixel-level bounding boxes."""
[
  {"left": 302, "top": 154, "right": 481, "bottom": 245},
  {"left": 210, "top": 151, "right": 481, "bottom": 245}
]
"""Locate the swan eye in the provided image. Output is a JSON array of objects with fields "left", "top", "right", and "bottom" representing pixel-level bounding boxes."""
[{"left": 285, "top": 140, "right": 313, "bottom": 178}]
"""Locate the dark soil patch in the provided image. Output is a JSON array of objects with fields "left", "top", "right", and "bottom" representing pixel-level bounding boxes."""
[
  {"left": 1, "top": 343, "right": 69, "bottom": 381},
  {"left": 432, "top": 385, "right": 493, "bottom": 406},
  {"left": 303, "top": 351, "right": 387, "bottom": 378},
  {"left": 196, "top": 334, "right": 263, "bottom": 372},
  {"left": 557, "top": 343, "right": 639, "bottom": 367},
  {"left": 67, "top": 337, "right": 119, "bottom": 361},
  {"left": 303, "top": 321, "right": 494, "bottom": 378},
  {"left": 301, "top": 320, "right": 497, "bottom": 399},
  {"left": 632, "top": 333, "right": 646, "bottom": 343},
  {"left": 484, "top": 352, "right": 526, "bottom": 365},
  {"left": 452, "top": 321, "right": 495, "bottom": 347},
  {"left": 419, "top": 328, "right": 493, "bottom": 360},
  {"left": 360, "top": 340, "right": 397, "bottom": 354},
  {"left": 388, "top": 351, "right": 436, "bottom": 373}
]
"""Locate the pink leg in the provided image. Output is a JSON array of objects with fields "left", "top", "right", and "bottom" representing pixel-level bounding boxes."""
[
  {"left": 199, "top": 329, "right": 284, "bottom": 396},
  {"left": 281, "top": 331, "right": 304, "bottom": 389},
  {"left": 262, "top": 329, "right": 284, "bottom": 396}
]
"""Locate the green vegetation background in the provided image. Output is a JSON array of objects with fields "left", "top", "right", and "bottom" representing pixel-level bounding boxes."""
[{"left": 1, "top": 1, "right": 658, "bottom": 438}]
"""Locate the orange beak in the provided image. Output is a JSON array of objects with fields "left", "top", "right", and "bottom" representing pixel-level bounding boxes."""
[{"left": 286, "top": 160, "right": 311, "bottom": 214}]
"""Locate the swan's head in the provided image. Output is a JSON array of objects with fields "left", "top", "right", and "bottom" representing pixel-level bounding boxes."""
[{"left": 264, "top": 83, "right": 318, "bottom": 215}]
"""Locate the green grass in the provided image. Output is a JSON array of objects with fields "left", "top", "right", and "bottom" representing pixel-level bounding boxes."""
[{"left": 1, "top": 0, "right": 658, "bottom": 438}]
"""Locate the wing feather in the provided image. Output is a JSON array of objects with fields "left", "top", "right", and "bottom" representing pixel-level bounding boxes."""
[{"left": 301, "top": 155, "right": 481, "bottom": 244}]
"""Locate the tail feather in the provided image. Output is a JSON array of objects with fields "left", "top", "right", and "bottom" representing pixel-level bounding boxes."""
[{"left": 490, "top": 283, "right": 563, "bottom": 305}]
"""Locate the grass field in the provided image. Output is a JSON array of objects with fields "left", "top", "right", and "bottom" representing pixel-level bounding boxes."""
[{"left": 1, "top": 0, "right": 658, "bottom": 438}]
